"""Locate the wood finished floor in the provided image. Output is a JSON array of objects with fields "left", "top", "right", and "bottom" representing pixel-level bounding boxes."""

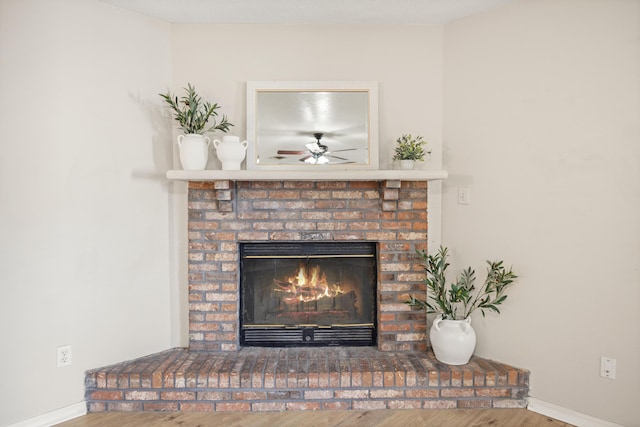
[{"left": 56, "top": 409, "right": 574, "bottom": 427}]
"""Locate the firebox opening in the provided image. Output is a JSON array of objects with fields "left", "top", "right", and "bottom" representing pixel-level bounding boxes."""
[{"left": 240, "top": 242, "right": 377, "bottom": 347}]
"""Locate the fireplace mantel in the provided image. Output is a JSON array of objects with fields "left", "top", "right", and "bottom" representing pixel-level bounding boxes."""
[{"left": 166, "top": 169, "right": 448, "bottom": 182}]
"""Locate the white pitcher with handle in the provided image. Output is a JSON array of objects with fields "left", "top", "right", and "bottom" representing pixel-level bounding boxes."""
[
  {"left": 430, "top": 316, "right": 476, "bottom": 365},
  {"left": 213, "top": 135, "right": 248, "bottom": 170},
  {"left": 177, "top": 134, "right": 210, "bottom": 170}
]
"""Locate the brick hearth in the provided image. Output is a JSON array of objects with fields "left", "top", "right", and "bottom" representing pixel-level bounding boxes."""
[
  {"left": 85, "top": 347, "right": 529, "bottom": 412},
  {"left": 84, "top": 178, "right": 530, "bottom": 412}
]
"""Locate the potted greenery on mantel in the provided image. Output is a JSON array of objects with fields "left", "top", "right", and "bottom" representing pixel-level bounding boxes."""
[
  {"left": 392, "top": 134, "right": 430, "bottom": 170},
  {"left": 406, "top": 246, "right": 518, "bottom": 365},
  {"left": 160, "top": 83, "right": 233, "bottom": 171}
]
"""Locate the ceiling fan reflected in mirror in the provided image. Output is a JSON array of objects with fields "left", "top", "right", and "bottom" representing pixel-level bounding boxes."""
[{"left": 275, "top": 132, "right": 358, "bottom": 165}]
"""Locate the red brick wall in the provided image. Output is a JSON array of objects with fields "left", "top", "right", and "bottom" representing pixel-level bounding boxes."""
[{"left": 187, "top": 179, "right": 429, "bottom": 352}]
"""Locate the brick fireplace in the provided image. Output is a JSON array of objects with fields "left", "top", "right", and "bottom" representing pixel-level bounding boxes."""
[
  {"left": 187, "top": 179, "right": 429, "bottom": 352},
  {"left": 84, "top": 176, "right": 529, "bottom": 412}
]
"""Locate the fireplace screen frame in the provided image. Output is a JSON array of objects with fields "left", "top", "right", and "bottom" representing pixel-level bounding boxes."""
[{"left": 239, "top": 242, "right": 378, "bottom": 347}]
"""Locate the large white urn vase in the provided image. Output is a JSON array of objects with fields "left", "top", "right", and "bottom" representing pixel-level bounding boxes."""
[
  {"left": 177, "top": 134, "right": 210, "bottom": 170},
  {"left": 214, "top": 135, "right": 248, "bottom": 170},
  {"left": 430, "top": 316, "right": 476, "bottom": 365}
]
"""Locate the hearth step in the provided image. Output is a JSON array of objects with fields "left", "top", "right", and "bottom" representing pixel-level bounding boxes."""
[{"left": 85, "top": 347, "right": 529, "bottom": 413}]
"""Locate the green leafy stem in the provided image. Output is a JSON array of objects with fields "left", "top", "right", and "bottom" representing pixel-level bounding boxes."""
[
  {"left": 406, "top": 246, "right": 518, "bottom": 320},
  {"left": 159, "top": 83, "right": 233, "bottom": 135}
]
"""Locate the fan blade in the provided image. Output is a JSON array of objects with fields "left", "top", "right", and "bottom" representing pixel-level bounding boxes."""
[
  {"left": 260, "top": 127, "right": 366, "bottom": 138},
  {"left": 330, "top": 148, "right": 358, "bottom": 153},
  {"left": 277, "top": 150, "right": 306, "bottom": 155},
  {"left": 327, "top": 155, "right": 350, "bottom": 161},
  {"left": 299, "top": 155, "right": 313, "bottom": 162}
]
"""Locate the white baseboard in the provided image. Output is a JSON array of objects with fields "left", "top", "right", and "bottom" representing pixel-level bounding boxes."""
[
  {"left": 9, "top": 401, "right": 86, "bottom": 427},
  {"left": 528, "top": 397, "right": 623, "bottom": 427}
]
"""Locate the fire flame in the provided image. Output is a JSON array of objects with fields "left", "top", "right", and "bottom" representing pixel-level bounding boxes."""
[{"left": 274, "top": 263, "right": 344, "bottom": 303}]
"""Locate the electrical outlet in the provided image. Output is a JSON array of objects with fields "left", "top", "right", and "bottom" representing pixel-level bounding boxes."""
[
  {"left": 57, "top": 345, "right": 72, "bottom": 367},
  {"left": 600, "top": 356, "right": 616, "bottom": 379}
]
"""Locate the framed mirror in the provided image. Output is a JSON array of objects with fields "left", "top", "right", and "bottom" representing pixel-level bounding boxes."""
[{"left": 246, "top": 81, "right": 378, "bottom": 170}]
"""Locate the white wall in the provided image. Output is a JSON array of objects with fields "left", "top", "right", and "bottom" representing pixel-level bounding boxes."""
[
  {"left": 0, "top": 0, "right": 174, "bottom": 424},
  {"left": 3, "top": 0, "right": 638, "bottom": 425},
  {"left": 169, "top": 24, "right": 444, "bottom": 171},
  {"left": 443, "top": 1, "right": 640, "bottom": 425}
]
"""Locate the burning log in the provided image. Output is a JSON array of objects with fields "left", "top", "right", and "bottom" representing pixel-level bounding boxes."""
[
  {"left": 273, "top": 279, "right": 329, "bottom": 296},
  {"left": 273, "top": 264, "right": 345, "bottom": 303}
]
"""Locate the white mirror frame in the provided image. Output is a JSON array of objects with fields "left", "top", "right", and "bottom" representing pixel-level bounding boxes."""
[{"left": 246, "top": 81, "right": 378, "bottom": 171}]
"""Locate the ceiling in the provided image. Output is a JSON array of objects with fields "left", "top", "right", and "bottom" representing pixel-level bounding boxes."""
[{"left": 99, "top": 0, "right": 517, "bottom": 24}]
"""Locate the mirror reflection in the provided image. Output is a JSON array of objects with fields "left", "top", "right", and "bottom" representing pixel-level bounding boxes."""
[{"left": 247, "top": 82, "right": 378, "bottom": 170}]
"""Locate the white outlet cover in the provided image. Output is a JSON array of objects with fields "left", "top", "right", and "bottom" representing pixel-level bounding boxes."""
[
  {"left": 57, "top": 345, "right": 72, "bottom": 367},
  {"left": 458, "top": 186, "right": 470, "bottom": 205},
  {"left": 600, "top": 356, "right": 616, "bottom": 379}
]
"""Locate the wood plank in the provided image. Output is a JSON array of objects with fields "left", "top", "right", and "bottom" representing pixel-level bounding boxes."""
[{"left": 56, "top": 409, "right": 574, "bottom": 427}]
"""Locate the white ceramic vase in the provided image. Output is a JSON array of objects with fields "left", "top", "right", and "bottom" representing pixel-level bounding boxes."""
[
  {"left": 399, "top": 159, "right": 415, "bottom": 170},
  {"left": 214, "top": 135, "right": 248, "bottom": 170},
  {"left": 177, "top": 134, "right": 210, "bottom": 170},
  {"left": 430, "top": 316, "right": 476, "bottom": 365}
]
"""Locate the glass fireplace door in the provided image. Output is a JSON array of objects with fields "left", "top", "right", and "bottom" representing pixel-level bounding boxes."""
[{"left": 240, "top": 242, "right": 377, "bottom": 346}]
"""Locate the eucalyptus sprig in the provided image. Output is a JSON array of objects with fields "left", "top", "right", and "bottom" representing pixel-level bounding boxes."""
[
  {"left": 159, "top": 83, "right": 233, "bottom": 135},
  {"left": 392, "top": 134, "right": 430, "bottom": 161},
  {"left": 406, "top": 246, "right": 517, "bottom": 320}
]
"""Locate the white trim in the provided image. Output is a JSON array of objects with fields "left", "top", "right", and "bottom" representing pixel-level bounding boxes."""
[
  {"left": 528, "top": 398, "right": 623, "bottom": 427},
  {"left": 427, "top": 180, "right": 443, "bottom": 252},
  {"left": 9, "top": 401, "right": 86, "bottom": 427},
  {"left": 166, "top": 168, "right": 448, "bottom": 182}
]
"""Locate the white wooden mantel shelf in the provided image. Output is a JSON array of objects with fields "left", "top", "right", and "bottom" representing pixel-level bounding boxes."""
[{"left": 166, "top": 169, "right": 448, "bottom": 182}]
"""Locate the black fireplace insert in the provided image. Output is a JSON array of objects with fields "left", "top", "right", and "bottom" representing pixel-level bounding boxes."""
[{"left": 240, "top": 242, "right": 377, "bottom": 347}]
